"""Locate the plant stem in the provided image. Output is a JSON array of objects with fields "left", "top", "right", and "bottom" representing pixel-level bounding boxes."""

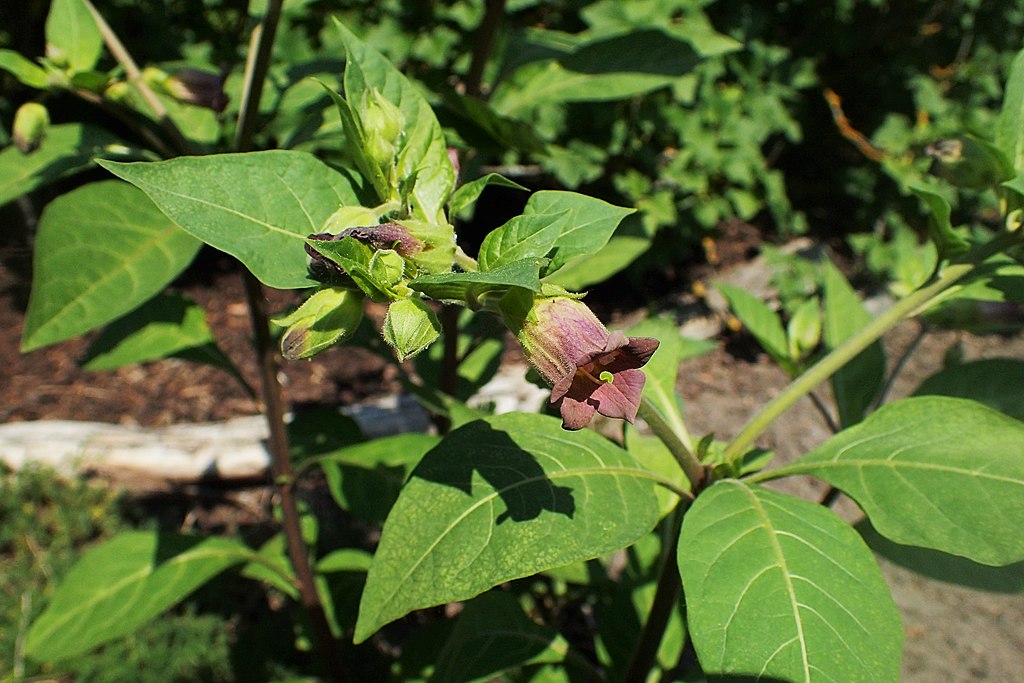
[
  {"left": 234, "top": 0, "right": 284, "bottom": 152},
  {"left": 638, "top": 398, "right": 705, "bottom": 494},
  {"left": 243, "top": 272, "right": 346, "bottom": 682},
  {"left": 81, "top": 0, "right": 192, "bottom": 156},
  {"left": 721, "top": 232, "right": 1021, "bottom": 462},
  {"left": 622, "top": 502, "right": 687, "bottom": 683},
  {"left": 465, "top": 0, "right": 506, "bottom": 97}
]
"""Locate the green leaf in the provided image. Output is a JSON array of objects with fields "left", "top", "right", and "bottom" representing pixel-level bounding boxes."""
[
  {"left": 45, "top": 0, "right": 103, "bottom": 72},
  {"left": 996, "top": 47, "right": 1024, "bottom": 173},
  {"left": 715, "top": 283, "right": 789, "bottom": 366},
  {"left": 433, "top": 591, "right": 568, "bottom": 683},
  {"left": 316, "top": 433, "right": 440, "bottom": 524},
  {"left": 100, "top": 151, "right": 362, "bottom": 289},
  {"left": 492, "top": 29, "right": 705, "bottom": 115},
  {"left": 22, "top": 181, "right": 201, "bottom": 351},
  {"left": 81, "top": 292, "right": 236, "bottom": 378},
  {"left": 523, "top": 190, "right": 635, "bottom": 274},
  {"left": 354, "top": 413, "right": 661, "bottom": 642},
  {"left": 0, "top": 49, "right": 49, "bottom": 88},
  {"left": 24, "top": 531, "right": 254, "bottom": 662},
  {"left": 479, "top": 212, "right": 569, "bottom": 272},
  {"left": 0, "top": 123, "right": 122, "bottom": 208},
  {"left": 627, "top": 316, "right": 714, "bottom": 450},
  {"left": 678, "top": 480, "right": 902, "bottom": 682},
  {"left": 448, "top": 172, "right": 527, "bottom": 219},
  {"left": 913, "top": 358, "right": 1024, "bottom": 420},
  {"left": 767, "top": 396, "right": 1024, "bottom": 565},
  {"left": 909, "top": 182, "right": 971, "bottom": 258},
  {"left": 822, "top": 261, "right": 886, "bottom": 428},
  {"left": 857, "top": 519, "right": 1024, "bottom": 594},
  {"left": 544, "top": 234, "right": 650, "bottom": 290},
  {"left": 335, "top": 21, "right": 455, "bottom": 224},
  {"left": 307, "top": 237, "right": 400, "bottom": 301},
  {"left": 410, "top": 258, "right": 545, "bottom": 302}
]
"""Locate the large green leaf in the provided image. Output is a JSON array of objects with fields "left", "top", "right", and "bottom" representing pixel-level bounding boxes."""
[
  {"left": 524, "top": 190, "right": 635, "bottom": 274},
  {"left": 24, "top": 531, "right": 254, "bottom": 662},
  {"left": 100, "top": 151, "right": 362, "bottom": 289},
  {"left": 763, "top": 396, "right": 1024, "bottom": 566},
  {"left": 996, "top": 47, "right": 1024, "bottom": 173},
  {"left": 21, "top": 181, "right": 201, "bottom": 351},
  {"left": 678, "top": 480, "right": 902, "bottom": 682},
  {"left": 45, "top": 0, "right": 103, "bottom": 72},
  {"left": 432, "top": 590, "right": 568, "bottom": 683},
  {"left": 822, "top": 261, "right": 886, "bottom": 427},
  {"left": 0, "top": 123, "right": 122, "bottom": 207},
  {"left": 354, "top": 413, "right": 662, "bottom": 642},
  {"left": 913, "top": 358, "right": 1024, "bottom": 420},
  {"left": 335, "top": 21, "right": 455, "bottom": 224}
]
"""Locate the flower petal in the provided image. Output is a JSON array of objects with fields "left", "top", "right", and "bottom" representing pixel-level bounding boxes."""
[
  {"left": 558, "top": 393, "right": 599, "bottom": 430},
  {"left": 591, "top": 368, "right": 647, "bottom": 423}
]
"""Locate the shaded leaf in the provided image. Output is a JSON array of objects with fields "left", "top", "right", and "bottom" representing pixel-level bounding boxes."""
[
  {"left": 910, "top": 182, "right": 971, "bottom": 258},
  {"left": 766, "top": 396, "right": 1024, "bottom": 566},
  {"left": 822, "top": 261, "right": 885, "bottom": 427},
  {"left": 0, "top": 123, "right": 122, "bottom": 207},
  {"left": 22, "top": 181, "right": 201, "bottom": 351},
  {"left": 0, "top": 49, "right": 49, "bottom": 88},
  {"left": 25, "top": 531, "right": 254, "bottom": 662},
  {"left": 100, "top": 151, "right": 362, "bottom": 289},
  {"left": 913, "top": 358, "right": 1024, "bottom": 420},
  {"left": 996, "top": 47, "right": 1024, "bottom": 173},
  {"left": 678, "top": 481, "right": 902, "bottom": 682},
  {"left": 432, "top": 591, "right": 568, "bottom": 683},
  {"left": 716, "top": 283, "right": 789, "bottom": 367},
  {"left": 354, "top": 413, "right": 661, "bottom": 642}
]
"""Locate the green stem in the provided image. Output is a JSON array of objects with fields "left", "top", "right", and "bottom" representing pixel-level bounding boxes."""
[
  {"left": 234, "top": 0, "right": 284, "bottom": 152},
  {"left": 721, "top": 232, "right": 1021, "bottom": 462},
  {"left": 622, "top": 501, "right": 687, "bottom": 683},
  {"left": 81, "top": 0, "right": 192, "bottom": 156},
  {"left": 638, "top": 398, "right": 704, "bottom": 494}
]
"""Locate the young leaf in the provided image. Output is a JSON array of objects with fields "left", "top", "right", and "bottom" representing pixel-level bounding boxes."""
[
  {"left": 765, "top": 396, "right": 1024, "bottom": 566},
  {"left": 909, "top": 182, "right": 971, "bottom": 258},
  {"left": 913, "top": 358, "right": 1024, "bottom": 420},
  {"left": 354, "top": 413, "right": 661, "bottom": 642},
  {"left": 99, "top": 152, "right": 363, "bottom": 289},
  {"left": 0, "top": 49, "right": 49, "bottom": 88},
  {"left": 715, "top": 283, "right": 790, "bottom": 367},
  {"left": 24, "top": 531, "right": 254, "bottom": 662},
  {"left": 0, "top": 123, "right": 122, "bottom": 207},
  {"left": 335, "top": 21, "right": 455, "bottom": 224},
  {"left": 45, "top": 0, "right": 103, "bottom": 72},
  {"left": 82, "top": 292, "right": 240, "bottom": 384},
  {"left": 410, "top": 258, "right": 545, "bottom": 302},
  {"left": 448, "top": 172, "right": 528, "bottom": 219},
  {"left": 822, "top": 261, "right": 886, "bottom": 427},
  {"left": 21, "top": 181, "right": 201, "bottom": 351},
  {"left": 996, "top": 46, "right": 1024, "bottom": 173},
  {"left": 478, "top": 212, "right": 569, "bottom": 272},
  {"left": 432, "top": 591, "right": 568, "bottom": 682},
  {"left": 523, "top": 190, "right": 635, "bottom": 274},
  {"left": 678, "top": 480, "right": 902, "bottom": 682}
]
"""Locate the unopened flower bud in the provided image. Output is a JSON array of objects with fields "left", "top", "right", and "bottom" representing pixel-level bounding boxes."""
[
  {"left": 272, "top": 287, "right": 363, "bottom": 360},
  {"left": 362, "top": 88, "right": 404, "bottom": 170},
  {"left": 786, "top": 297, "right": 822, "bottom": 360},
  {"left": 13, "top": 102, "right": 49, "bottom": 154},
  {"left": 382, "top": 298, "right": 440, "bottom": 361},
  {"left": 144, "top": 66, "right": 228, "bottom": 112}
]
